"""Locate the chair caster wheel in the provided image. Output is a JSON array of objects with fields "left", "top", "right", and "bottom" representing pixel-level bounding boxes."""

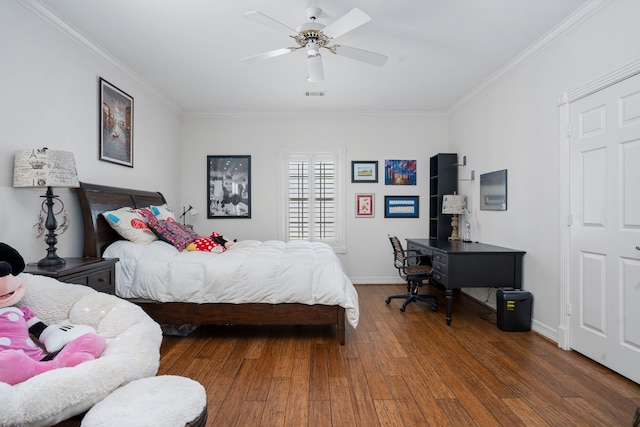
[
  {"left": 431, "top": 305, "right": 437, "bottom": 312},
  {"left": 400, "top": 306, "right": 407, "bottom": 312},
  {"left": 385, "top": 298, "right": 391, "bottom": 304}
]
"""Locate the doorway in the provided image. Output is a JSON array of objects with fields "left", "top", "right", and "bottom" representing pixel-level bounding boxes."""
[{"left": 565, "top": 70, "right": 640, "bottom": 383}]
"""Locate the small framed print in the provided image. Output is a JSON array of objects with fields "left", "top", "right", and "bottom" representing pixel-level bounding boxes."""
[
  {"left": 356, "top": 194, "right": 374, "bottom": 218},
  {"left": 351, "top": 161, "right": 378, "bottom": 183},
  {"left": 99, "top": 78, "right": 134, "bottom": 167},
  {"left": 384, "top": 195, "right": 419, "bottom": 218}
]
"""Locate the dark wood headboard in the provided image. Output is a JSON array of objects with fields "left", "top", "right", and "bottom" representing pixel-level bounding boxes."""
[{"left": 74, "top": 182, "right": 166, "bottom": 258}]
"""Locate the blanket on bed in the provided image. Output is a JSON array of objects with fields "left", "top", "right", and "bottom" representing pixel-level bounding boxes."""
[{"left": 104, "top": 239, "right": 359, "bottom": 328}]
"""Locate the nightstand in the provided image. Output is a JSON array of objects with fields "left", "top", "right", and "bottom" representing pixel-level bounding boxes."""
[{"left": 24, "top": 257, "right": 119, "bottom": 294}]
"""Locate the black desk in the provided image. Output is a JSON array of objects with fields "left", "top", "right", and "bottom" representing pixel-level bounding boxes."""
[{"left": 406, "top": 239, "right": 525, "bottom": 325}]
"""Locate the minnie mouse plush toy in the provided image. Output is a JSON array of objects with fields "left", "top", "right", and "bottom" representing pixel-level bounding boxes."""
[{"left": 0, "top": 242, "right": 106, "bottom": 385}]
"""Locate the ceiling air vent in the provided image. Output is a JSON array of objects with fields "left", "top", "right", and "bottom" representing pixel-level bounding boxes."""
[{"left": 305, "top": 91, "right": 325, "bottom": 97}]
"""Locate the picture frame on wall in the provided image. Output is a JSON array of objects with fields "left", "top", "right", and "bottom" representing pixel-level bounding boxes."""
[
  {"left": 99, "top": 78, "right": 133, "bottom": 167},
  {"left": 384, "top": 195, "right": 419, "bottom": 218},
  {"left": 355, "top": 193, "right": 374, "bottom": 218},
  {"left": 384, "top": 160, "right": 416, "bottom": 185},
  {"left": 207, "top": 155, "right": 251, "bottom": 218},
  {"left": 351, "top": 161, "right": 378, "bottom": 183}
]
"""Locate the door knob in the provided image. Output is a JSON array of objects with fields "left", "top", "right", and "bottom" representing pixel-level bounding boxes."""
[{"left": 636, "top": 246, "right": 640, "bottom": 251}]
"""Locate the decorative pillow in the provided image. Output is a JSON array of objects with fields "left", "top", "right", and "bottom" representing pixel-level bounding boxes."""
[
  {"left": 102, "top": 207, "right": 157, "bottom": 244},
  {"left": 148, "top": 219, "right": 199, "bottom": 251},
  {"left": 136, "top": 207, "right": 159, "bottom": 225},
  {"left": 149, "top": 204, "right": 176, "bottom": 222}
]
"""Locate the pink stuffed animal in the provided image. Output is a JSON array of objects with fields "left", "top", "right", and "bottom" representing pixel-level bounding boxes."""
[{"left": 0, "top": 243, "right": 106, "bottom": 385}]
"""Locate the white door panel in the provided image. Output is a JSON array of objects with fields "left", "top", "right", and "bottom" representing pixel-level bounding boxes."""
[{"left": 569, "top": 72, "right": 640, "bottom": 384}]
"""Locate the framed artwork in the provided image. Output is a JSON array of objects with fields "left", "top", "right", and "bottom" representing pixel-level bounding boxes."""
[
  {"left": 384, "top": 160, "right": 416, "bottom": 185},
  {"left": 351, "top": 161, "right": 378, "bottom": 183},
  {"left": 207, "top": 155, "right": 251, "bottom": 218},
  {"left": 355, "top": 194, "right": 374, "bottom": 218},
  {"left": 385, "top": 195, "right": 419, "bottom": 218},
  {"left": 480, "top": 169, "right": 507, "bottom": 211},
  {"left": 99, "top": 78, "right": 133, "bottom": 167}
]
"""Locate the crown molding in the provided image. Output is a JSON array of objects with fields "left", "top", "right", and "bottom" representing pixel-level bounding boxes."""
[
  {"left": 447, "top": 0, "right": 612, "bottom": 114},
  {"left": 19, "top": 0, "right": 179, "bottom": 112}
]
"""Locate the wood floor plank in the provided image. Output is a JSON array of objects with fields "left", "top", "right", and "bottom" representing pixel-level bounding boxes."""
[
  {"left": 53, "top": 284, "right": 640, "bottom": 427},
  {"left": 259, "top": 377, "right": 290, "bottom": 427}
]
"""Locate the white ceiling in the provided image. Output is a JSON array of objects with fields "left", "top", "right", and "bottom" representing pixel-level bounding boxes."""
[{"left": 31, "top": 0, "right": 587, "bottom": 113}]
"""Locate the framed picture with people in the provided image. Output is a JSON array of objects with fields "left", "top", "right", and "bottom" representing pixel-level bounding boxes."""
[{"left": 207, "top": 155, "right": 251, "bottom": 218}]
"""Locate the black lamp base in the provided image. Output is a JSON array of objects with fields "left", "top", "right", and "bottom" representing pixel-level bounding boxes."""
[
  {"left": 38, "top": 186, "right": 66, "bottom": 267},
  {"left": 37, "top": 254, "right": 66, "bottom": 267}
]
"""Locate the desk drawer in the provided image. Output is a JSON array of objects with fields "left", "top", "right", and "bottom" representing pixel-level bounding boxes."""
[
  {"left": 431, "top": 251, "right": 447, "bottom": 264},
  {"left": 432, "top": 260, "right": 447, "bottom": 275},
  {"left": 430, "top": 271, "right": 447, "bottom": 287}
]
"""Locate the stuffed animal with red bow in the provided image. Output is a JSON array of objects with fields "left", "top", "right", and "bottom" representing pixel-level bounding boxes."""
[
  {"left": 186, "top": 232, "right": 236, "bottom": 253},
  {"left": 0, "top": 242, "right": 106, "bottom": 385}
]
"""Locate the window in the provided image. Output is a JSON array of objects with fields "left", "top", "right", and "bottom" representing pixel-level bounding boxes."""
[{"left": 278, "top": 148, "right": 346, "bottom": 253}]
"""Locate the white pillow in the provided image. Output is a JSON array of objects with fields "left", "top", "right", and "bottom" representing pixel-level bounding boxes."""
[
  {"left": 102, "top": 207, "right": 157, "bottom": 244},
  {"left": 149, "top": 204, "right": 177, "bottom": 221}
]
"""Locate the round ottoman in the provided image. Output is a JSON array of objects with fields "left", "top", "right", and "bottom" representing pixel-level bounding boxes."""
[{"left": 81, "top": 375, "right": 207, "bottom": 427}]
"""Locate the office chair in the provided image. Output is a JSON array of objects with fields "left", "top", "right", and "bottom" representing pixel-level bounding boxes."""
[{"left": 385, "top": 235, "right": 437, "bottom": 312}]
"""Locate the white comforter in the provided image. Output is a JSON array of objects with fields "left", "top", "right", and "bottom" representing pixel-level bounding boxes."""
[{"left": 104, "top": 239, "right": 359, "bottom": 328}]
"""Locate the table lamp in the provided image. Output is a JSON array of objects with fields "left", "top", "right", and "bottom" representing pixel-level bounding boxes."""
[
  {"left": 13, "top": 148, "right": 80, "bottom": 266},
  {"left": 442, "top": 193, "right": 467, "bottom": 241},
  {"left": 179, "top": 205, "right": 199, "bottom": 226}
]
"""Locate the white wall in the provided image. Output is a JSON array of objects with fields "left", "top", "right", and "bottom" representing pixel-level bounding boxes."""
[
  {"left": 4, "top": 0, "right": 639, "bottom": 342},
  {"left": 448, "top": 0, "right": 640, "bottom": 338},
  {"left": 0, "top": 1, "right": 183, "bottom": 262},
  {"left": 181, "top": 112, "right": 449, "bottom": 282}
]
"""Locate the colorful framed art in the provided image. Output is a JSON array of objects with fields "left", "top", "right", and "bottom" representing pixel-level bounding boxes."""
[{"left": 99, "top": 78, "right": 134, "bottom": 167}]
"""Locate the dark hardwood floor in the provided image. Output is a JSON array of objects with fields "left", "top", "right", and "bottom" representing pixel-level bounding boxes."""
[{"left": 57, "top": 284, "right": 640, "bottom": 426}]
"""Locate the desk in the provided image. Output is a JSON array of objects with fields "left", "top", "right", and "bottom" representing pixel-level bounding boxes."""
[{"left": 406, "top": 239, "right": 525, "bottom": 325}]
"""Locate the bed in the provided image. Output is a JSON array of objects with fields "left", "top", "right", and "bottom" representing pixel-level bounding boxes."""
[{"left": 75, "top": 182, "right": 358, "bottom": 345}]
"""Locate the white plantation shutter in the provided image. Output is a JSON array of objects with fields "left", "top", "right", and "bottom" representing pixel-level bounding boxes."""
[{"left": 280, "top": 149, "right": 345, "bottom": 252}]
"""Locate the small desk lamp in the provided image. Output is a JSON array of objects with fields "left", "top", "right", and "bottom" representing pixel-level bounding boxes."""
[
  {"left": 442, "top": 193, "right": 467, "bottom": 241},
  {"left": 13, "top": 148, "right": 79, "bottom": 266},
  {"left": 179, "top": 205, "right": 199, "bottom": 226}
]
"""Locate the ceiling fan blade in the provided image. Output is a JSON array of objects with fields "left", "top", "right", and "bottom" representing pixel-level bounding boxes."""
[
  {"left": 307, "top": 55, "right": 324, "bottom": 82},
  {"left": 321, "top": 8, "right": 371, "bottom": 40},
  {"left": 244, "top": 11, "right": 298, "bottom": 36},
  {"left": 241, "top": 47, "right": 296, "bottom": 63},
  {"left": 331, "top": 45, "right": 388, "bottom": 67}
]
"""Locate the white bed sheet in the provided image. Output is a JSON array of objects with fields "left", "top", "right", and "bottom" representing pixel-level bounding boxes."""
[{"left": 104, "top": 239, "right": 359, "bottom": 328}]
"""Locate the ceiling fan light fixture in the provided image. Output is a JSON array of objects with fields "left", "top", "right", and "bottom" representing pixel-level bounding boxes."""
[
  {"left": 307, "top": 54, "right": 324, "bottom": 82},
  {"left": 306, "top": 41, "right": 320, "bottom": 57}
]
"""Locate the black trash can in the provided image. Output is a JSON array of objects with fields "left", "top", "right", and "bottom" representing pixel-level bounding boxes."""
[{"left": 496, "top": 289, "right": 532, "bottom": 332}]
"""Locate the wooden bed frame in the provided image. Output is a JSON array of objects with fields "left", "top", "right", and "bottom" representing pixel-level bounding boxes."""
[{"left": 75, "top": 182, "right": 346, "bottom": 344}]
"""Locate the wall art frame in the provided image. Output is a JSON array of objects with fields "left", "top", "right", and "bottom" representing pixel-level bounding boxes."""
[
  {"left": 351, "top": 160, "right": 378, "bottom": 183},
  {"left": 207, "top": 155, "right": 251, "bottom": 218},
  {"left": 384, "top": 195, "right": 419, "bottom": 218},
  {"left": 355, "top": 193, "right": 374, "bottom": 218},
  {"left": 384, "top": 159, "right": 416, "bottom": 185},
  {"left": 480, "top": 169, "right": 507, "bottom": 211},
  {"left": 99, "top": 78, "right": 134, "bottom": 167}
]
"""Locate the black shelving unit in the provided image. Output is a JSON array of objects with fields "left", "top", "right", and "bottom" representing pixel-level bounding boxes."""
[{"left": 429, "top": 153, "right": 458, "bottom": 239}]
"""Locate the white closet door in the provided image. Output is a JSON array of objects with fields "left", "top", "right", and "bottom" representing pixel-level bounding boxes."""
[{"left": 569, "top": 72, "right": 640, "bottom": 384}]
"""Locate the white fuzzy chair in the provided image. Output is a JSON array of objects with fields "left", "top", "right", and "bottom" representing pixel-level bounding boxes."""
[{"left": 0, "top": 274, "right": 162, "bottom": 427}]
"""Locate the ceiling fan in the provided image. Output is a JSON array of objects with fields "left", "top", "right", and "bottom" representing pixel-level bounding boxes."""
[{"left": 241, "top": 6, "right": 388, "bottom": 82}]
